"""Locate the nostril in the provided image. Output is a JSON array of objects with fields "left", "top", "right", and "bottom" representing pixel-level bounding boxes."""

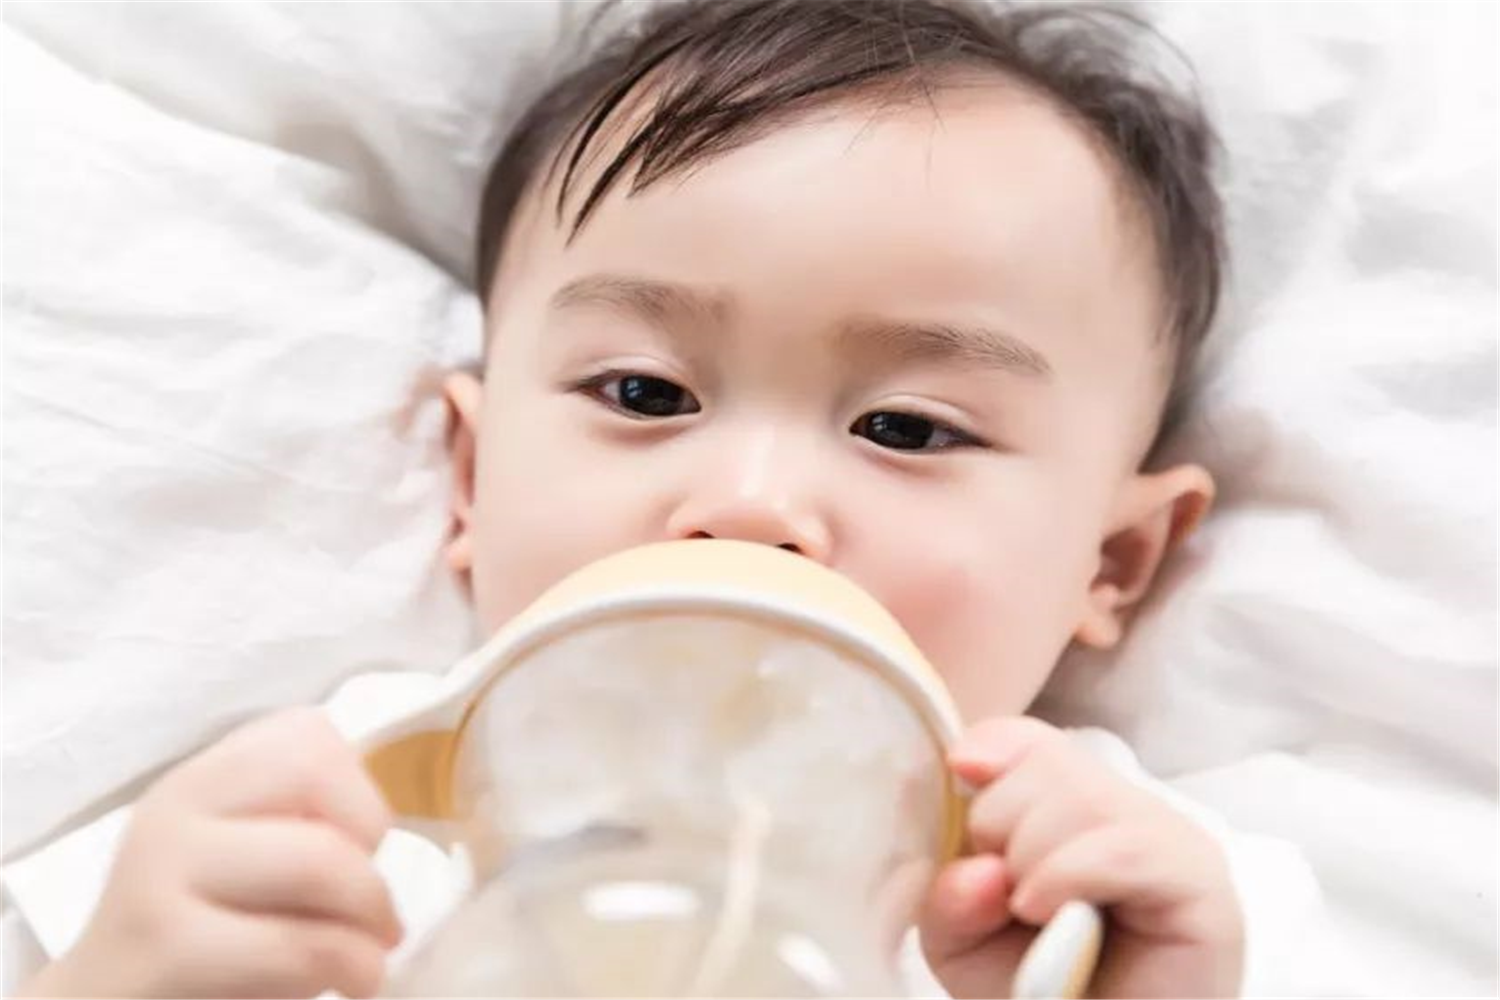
[
  {"left": 777, "top": 542, "right": 800, "bottom": 553},
  {"left": 688, "top": 531, "right": 714, "bottom": 540}
]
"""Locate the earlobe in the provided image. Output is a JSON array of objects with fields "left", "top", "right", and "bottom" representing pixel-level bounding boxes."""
[
  {"left": 445, "top": 533, "right": 474, "bottom": 574},
  {"left": 1074, "top": 464, "right": 1215, "bottom": 650},
  {"left": 1075, "top": 584, "right": 1123, "bottom": 648},
  {"left": 443, "top": 371, "right": 485, "bottom": 577}
]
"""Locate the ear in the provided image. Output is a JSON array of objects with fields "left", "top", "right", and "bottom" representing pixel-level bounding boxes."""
[
  {"left": 442, "top": 370, "right": 485, "bottom": 580},
  {"left": 1074, "top": 463, "right": 1215, "bottom": 649}
]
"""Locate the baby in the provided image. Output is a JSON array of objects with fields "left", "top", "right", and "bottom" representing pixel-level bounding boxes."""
[{"left": 16, "top": 0, "right": 1277, "bottom": 996}]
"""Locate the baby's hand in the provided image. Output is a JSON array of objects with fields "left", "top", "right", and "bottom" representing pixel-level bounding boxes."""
[
  {"left": 919, "top": 718, "right": 1243, "bottom": 998},
  {"left": 21, "top": 709, "right": 401, "bottom": 999}
]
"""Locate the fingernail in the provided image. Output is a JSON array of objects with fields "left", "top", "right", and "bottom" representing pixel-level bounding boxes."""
[
  {"left": 948, "top": 748, "right": 1004, "bottom": 786},
  {"left": 1010, "top": 884, "right": 1041, "bottom": 922}
]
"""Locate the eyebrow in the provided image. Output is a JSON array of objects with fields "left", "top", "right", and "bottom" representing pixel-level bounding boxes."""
[
  {"left": 550, "top": 273, "right": 1051, "bottom": 379},
  {"left": 838, "top": 318, "right": 1053, "bottom": 379},
  {"left": 550, "top": 273, "right": 731, "bottom": 328}
]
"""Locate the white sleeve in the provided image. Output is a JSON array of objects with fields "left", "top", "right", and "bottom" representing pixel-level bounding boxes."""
[
  {"left": 2, "top": 885, "right": 51, "bottom": 996},
  {"left": 0, "top": 804, "right": 132, "bottom": 970},
  {"left": 1066, "top": 728, "right": 1356, "bottom": 998}
]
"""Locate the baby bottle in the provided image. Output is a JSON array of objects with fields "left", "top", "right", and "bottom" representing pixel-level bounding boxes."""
[{"left": 358, "top": 540, "right": 1099, "bottom": 996}]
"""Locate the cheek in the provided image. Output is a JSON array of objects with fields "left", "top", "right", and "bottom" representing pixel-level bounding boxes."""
[
  {"left": 464, "top": 422, "right": 655, "bottom": 635},
  {"left": 858, "top": 503, "right": 1095, "bottom": 722},
  {"left": 876, "top": 558, "right": 1054, "bottom": 720}
]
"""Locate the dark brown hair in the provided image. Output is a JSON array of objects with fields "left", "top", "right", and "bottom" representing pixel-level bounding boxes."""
[{"left": 475, "top": 0, "right": 1225, "bottom": 450}]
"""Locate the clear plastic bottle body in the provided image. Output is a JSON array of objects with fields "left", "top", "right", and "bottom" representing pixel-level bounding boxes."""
[
  {"left": 385, "top": 833, "right": 907, "bottom": 996},
  {"left": 386, "top": 612, "right": 949, "bottom": 996}
]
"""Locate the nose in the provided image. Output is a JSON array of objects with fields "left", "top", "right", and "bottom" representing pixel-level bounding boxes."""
[{"left": 665, "top": 427, "right": 833, "bottom": 562}]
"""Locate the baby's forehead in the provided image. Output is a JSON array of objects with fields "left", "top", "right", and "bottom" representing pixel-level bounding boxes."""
[
  {"left": 506, "top": 82, "right": 1164, "bottom": 342},
  {"left": 510, "top": 80, "right": 1154, "bottom": 291},
  {"left": 544, "top": 71, "right": 1149, "bottom": 253}
]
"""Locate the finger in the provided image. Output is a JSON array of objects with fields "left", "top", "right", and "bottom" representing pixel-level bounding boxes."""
[
  {"left": 154, "top": 905, "right": 388, "bottom": 999},
  {"left": 276, "top": 915, "right": 389, "bottom": 1000},
  {"left": 965, "top": 762, "right": 1045, "bottom": 856},
  {"left": 917, "top": 853, "right": 1012, "bottom": 964},
  {"left": 1003, "top": 792, "right": 1110, "bottom": 878},
  {"left": 925, "top": 924, "right": 1038, "bottom": 1000},
  {"left": 948, "top": 716, "right": 1064, "bottom": 788},
  {"left": 194, "top": 818, "right": 403, "bottom": 946},
  {"left": 248, "top": 912, "right": 389, "bottom": 1000},
  {"left": 184, "top": 708, "right": 393, "bottom": 852},
  {"left": 1010, "top": 824, "right": 1198, "bottom": 927}
]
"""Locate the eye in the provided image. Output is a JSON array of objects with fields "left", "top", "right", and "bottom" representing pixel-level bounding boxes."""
[
  {"left": 583, "top": 372, "right": 701, "bottom": 419},
  {"left": 850, "top": 411, "right": 983, "bottom": 452}
]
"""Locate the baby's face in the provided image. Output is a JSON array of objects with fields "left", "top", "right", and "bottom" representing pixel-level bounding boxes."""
[{"left": 448, "top": 85, "right": 1211, "bottom": 721}]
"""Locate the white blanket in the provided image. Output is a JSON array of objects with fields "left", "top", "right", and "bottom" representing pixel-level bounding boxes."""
[{"left": 3, "top": 1, "right": 1496, "bottom": 994}]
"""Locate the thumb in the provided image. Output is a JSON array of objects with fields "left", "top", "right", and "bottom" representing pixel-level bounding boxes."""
[
  {"left": 919, "top": 855, "right": 1039, "bottom": 999},
  {"left": 919, "top": 853, "right": 1011, "bottom": 964}
]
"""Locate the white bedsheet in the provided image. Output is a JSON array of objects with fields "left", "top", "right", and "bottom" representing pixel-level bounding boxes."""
[{"left": 3, "top": 1, "right": 1496, "bottom": 994}]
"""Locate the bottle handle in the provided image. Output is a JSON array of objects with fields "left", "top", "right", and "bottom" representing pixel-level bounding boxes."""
[
  {"left": 354, "top": 707, "right": 465, "bottom": 849},
  {"left": 1013, "top": 899, "right": 1105, "bottom": 999}
]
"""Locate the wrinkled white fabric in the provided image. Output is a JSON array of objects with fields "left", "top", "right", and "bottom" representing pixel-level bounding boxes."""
[
  {"left": 1033, "top": 6, "right": 1499, "bottom": 993},
  {"left": 3, "top": 0, "right": 1495, "bottom": 994}
]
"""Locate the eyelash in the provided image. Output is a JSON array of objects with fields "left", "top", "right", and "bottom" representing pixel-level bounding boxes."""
[
  {"left": 572, "top": 370, "right": 701, "bottom": 420},
  {"left": 572, "top": 370, "right": 987, "bottom": 453},
  {"left": 850, "top": 410, "right": 986, "bottom": 453}
]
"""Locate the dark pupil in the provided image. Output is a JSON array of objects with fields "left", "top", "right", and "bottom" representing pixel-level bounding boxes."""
[
  {"left": 864, "top": 411, "right": 933, "bottom": 450},
  {"left": 620, "top": 375, "right": 686, "bottom": 416}
]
